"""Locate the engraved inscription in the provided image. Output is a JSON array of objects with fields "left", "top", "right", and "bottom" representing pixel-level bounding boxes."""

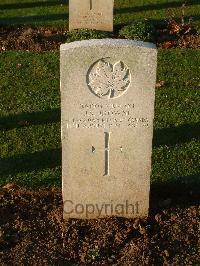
[
  {"left": 65, "top": 103, "right": 150, "bottom": 129},
  {"left": 74, "top": 13, "right": 105, "bottom": 27},
  {"left": 87, "top": 59, "right": 131, "bottom": 99}
]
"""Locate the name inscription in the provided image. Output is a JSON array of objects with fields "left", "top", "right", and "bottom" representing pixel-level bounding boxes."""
[
  {"left": 65, "top": 103, "right": 150, "bottom": 129},
  {"left": 72, "top": 12, "right": 108, "bottom": 27}
]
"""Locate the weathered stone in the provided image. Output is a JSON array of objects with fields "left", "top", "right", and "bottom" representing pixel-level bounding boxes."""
[
  {"left": 69, "top": 0, "right": 113, "bottom": 32},
  {"left": 60, "top": 39, "right": 157, "bottom": 219}
]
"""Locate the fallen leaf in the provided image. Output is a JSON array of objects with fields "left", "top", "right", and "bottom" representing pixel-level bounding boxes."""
[
  {"left": 161, "top": 41, "right": 174, "bottom": 49},
  {"left": 156, "top": 80, "right": 165, "bottom": 88},
  {"left": 168, "top": 20, "right": 181, "bottom": 34},
  {"left": 155, "top": 214, "right": 162, "bottom": 223},
  {"left": 3, "top": 183, "right": 18, "bottom": 191}
]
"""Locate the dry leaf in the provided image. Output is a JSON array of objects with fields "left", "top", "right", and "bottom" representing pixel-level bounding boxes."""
[
  {"left": 161, "top": 41, "right": 174, "bottom": 49},
  {"left": 156, "top": 80, "right": 165, "bottom": 88},
  {"left": 3, "top": 183, "right": 18, "bottom": 191}
]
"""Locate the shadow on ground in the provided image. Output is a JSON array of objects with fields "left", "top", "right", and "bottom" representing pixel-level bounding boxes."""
[
  {"left": 150, "top": 173, "right": 200, "bottom": 210},
  {"left": 153, "top": 123, "right": 200, "bottom": 147},
  {"left": 0, "top": 109, "right": 199, "bottom": 206},
  {"left": 0, "top": 148, "right": 61, "bottom": 175},
  {"left": 0, "top": 14, "right": 68, "bottom": 25},
  {"left": 0, "top": 108, "right": 60, "bottom": 130},
  {"left": 114, "top": 15, "right": 200, "bottom": 29},
  {"left": 1, "top": 1, "right": 199, "bottom": 26},
  {"left": 114, "top": 0, "right": 200, "bottom": 15},
  {"left": 0, "top": 0, "right": 68, "bottom": 10},
  {"left": 2, "top": 0, "right": 198, "bottom": 12}
]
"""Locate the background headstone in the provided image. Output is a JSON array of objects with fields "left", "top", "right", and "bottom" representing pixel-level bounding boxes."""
[
  {"left": 61, "top": 39, "right": 157, "bottom": 219},
  {"left": 69, "top": 0, "right": 113, "bottom": 32}
]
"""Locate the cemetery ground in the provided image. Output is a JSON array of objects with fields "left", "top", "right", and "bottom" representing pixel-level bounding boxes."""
[
  {"left": 1, "top": 51, "right": 200, "bottom": 265},
  {"left": 0, "top": 0, "right": 200, "bottom": 265},
  {"left": 1, "top": 0, "right": 200, "bottom": 50}
]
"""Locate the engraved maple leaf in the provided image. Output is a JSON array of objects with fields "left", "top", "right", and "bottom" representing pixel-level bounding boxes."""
[{"left": 88, "top": 60, "right": 131, "bottom": 99}]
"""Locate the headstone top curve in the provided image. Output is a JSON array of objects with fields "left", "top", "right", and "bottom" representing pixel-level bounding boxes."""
[{"left": 60, "top": 39, "right": 157, "bottom": 51}]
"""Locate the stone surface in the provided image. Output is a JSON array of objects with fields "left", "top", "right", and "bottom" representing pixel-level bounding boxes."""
[
  {"left": 60, "top": 39, "right": 157, "bottom": 219},
  {"left": 69, "top": 0, "right": 113, "bottom": 32}
]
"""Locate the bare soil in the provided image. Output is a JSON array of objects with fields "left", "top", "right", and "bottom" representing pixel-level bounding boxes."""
[
  {"left": 156, "top": 20, "right": 200, "bottom": 49},
  {"left": 0, "top": 184, "right": 199, "bottom": 265},
  {"left": 0, "top": 27, "right": 68, "bottom": 51},
  {"left": 0, "top": 26, "right": 199, "bottom": 52}
]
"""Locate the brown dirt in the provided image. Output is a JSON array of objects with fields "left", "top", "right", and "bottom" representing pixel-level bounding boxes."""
[
  {"left": 0, "top": 27, "right": 68, "bottom": 51},
  {"left": 0, "top": 185, "right": 199, "bottom": 265},
  {"left": 157, "top": 20, "right": 200, "bottom": 49},
  {"left": 1, "top": 26, "right": 200, "bottom": 52}
]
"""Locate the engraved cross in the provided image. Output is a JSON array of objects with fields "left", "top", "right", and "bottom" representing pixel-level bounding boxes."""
[
  {"left": 89, "top": 0, "right": 93, "bottom": 10},
  {"left": 104, "top": 132, "right": 110, "bottom": 176},
  {"left": 92, "top": 132, "right": 123, "bottom": 176}
]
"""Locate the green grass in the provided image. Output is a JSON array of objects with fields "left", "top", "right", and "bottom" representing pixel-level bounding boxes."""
[
  {"left": 0, "top": 52, "right": 61, "bottom": 187},
  {"left": 0, "top": 0, "right": 200, "bottom": 29},
  {"left": 0, "top": 0, "right": 200, "bottom": 190},
  {"left": 0, "top": 50, "right": 200, "bottom": 188}
]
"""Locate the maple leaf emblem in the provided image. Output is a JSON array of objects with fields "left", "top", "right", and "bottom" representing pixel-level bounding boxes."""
[{"left": 87, "top": 59, "right": 131, "bottom": 99}]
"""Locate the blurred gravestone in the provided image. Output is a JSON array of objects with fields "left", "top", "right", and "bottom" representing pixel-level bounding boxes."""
[{"left": 69, "top": 0, "right": 113, "bottom": 32}]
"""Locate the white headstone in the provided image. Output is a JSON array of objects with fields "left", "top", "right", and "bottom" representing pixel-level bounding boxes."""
[
  {"left": 61, "top": 39, "right": 157, "bottom": 219},
  {"left": 69, "top": 0, "right": 113, "bottom": 32}
]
